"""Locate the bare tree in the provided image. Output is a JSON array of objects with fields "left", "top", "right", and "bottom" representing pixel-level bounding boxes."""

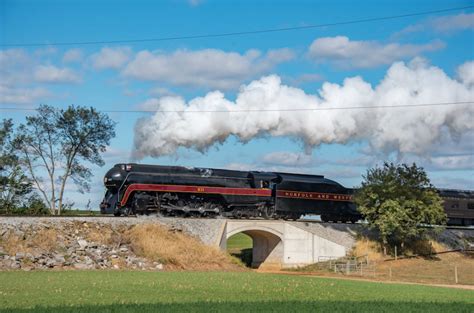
[{"left": 15, "top": 105, "right": 116, "bottom": 215}]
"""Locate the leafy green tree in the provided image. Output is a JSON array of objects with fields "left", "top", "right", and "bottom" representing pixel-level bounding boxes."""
[
  {"left": 15, "top": 105, "right": 116, "bottom": 215},
  {"left": 0, "top": 119, "right": 33, "bottom": 214},
  {"left": 355, "top": 162, "right": 446, "bottom": 250}
]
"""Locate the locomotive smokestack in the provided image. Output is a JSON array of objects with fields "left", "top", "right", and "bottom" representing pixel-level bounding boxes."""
[{"left": 133, "top": 59, "right": 474, "bottom": 159}]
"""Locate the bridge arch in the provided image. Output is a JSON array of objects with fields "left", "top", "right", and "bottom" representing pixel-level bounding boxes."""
[{"left": 226, "top": 225, "right": 284, "bottom": 269}]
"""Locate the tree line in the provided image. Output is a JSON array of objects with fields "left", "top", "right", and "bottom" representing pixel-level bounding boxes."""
[{"left": 0, "top": 105, "right": 115, "bottom": 215}]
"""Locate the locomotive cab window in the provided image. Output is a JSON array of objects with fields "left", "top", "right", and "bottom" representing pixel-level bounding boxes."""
[
  {"left": 468, "top": 202, "right": 474, "bottom": 210},
  {"left": 451, "top": 202, "right": 459, "bottom": 209}
]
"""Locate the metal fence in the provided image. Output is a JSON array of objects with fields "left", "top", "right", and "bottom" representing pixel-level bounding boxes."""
[{"left": 316, "top": 253, "right": 473, "bottom": 285}]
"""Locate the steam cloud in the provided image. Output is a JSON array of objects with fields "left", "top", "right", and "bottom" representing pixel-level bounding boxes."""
[{"left": 133, "top": 59, "right": 474, "bottom": 159}]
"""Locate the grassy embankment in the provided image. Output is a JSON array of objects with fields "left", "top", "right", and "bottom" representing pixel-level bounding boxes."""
[
  {"left": 294, "top": 238, "right": 474, "bottom": 285},
  {"left": 0, "top": 271, "right": 472, "bottom": 313}
]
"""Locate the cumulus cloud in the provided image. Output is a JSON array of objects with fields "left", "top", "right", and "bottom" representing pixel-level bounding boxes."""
[
  {"left": 136, "top": 98, "right": 162, "bottom": 111},
  {"left": 0, "top": 49, "right": 33, "bottom": 85},
  {"left": 34, "top": 65, "right": 82, "bottom": 83},
  {"left": 123, "top": 48, "right": 294, "bottom": 89},
  {"left": 0, "top": 85, "right": 50, "bottom": 105},
  {"left": 149, "top": 86, "right": 176, "bottom": 97},
  {"left": 432, "top": 13, "right": 474, "bottom": 33},
  {"left": 63, "top": 48, "right": 83, "bottom": 63},
  {"left": 90, "top": 46, "right": 131, "bottom": 69},
  {"left": 133, "top": 59, "right": 474, "bottom": 160},
  {"left": 0, "top": 49, "right": 47, "bottom": 104},
  {"left": 429, "top": 155, "right": 474, "bottom": 171},
  {"left": 396, "top": 13, "right": 474, "bottom": 37},
  {"left": 457, "top": 61, "right": 474, "bottom": 86},
  {"left": 262, "top": 151, "right": 313, "bottom": 166},
  {"left": 308, "top": 36, "right": 444, "bottom": 68}
]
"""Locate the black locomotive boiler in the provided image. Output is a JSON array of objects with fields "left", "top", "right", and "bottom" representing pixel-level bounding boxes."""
[{"left": 100, "top": 163, "right": 361, "bottom": 222}]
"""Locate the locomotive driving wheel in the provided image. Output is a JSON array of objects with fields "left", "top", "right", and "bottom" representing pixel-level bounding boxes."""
[{"left": 261, "top": 205, "right": 276, "bottom": 219}]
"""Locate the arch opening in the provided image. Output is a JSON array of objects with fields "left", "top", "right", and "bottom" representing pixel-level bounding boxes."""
[{"left": 226, "top": 229, "right": 283, "bottom": 269}]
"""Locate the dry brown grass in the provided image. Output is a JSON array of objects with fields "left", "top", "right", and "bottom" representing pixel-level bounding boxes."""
[
  {"left": 375, "top": 251, "right": 474, "bottom": 285},
  {"left": 351, "top": 237, "right": 385, "bottom": 262},
  {"left": 348, "top": 237, "right": 474, "bottom": 285},
  {"left": 125, "top": 224, "right": 243, "bottom": 271},
  {"left": 1, "top": 228, "right": 59, "bottom": 255},
  {"left": 84, "top": 226, "right": 123, "bottom": 246}
]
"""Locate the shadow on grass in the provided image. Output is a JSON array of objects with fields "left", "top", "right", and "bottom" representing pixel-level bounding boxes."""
[
  {"left": 229, "top": 248, "right": 253, "bottom": 267},
  {"left": 1, "top": 301, "right": 472, "bottom": 313}
]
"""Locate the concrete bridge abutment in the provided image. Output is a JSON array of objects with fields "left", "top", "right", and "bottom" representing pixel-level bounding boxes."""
[{"left": 220, "top": 220, "right": 356, "bottom": 269}]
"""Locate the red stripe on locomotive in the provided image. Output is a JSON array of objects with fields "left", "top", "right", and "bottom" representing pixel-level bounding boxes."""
[{"left": 120, "top": 183, "right": 272, "bottom": 206}]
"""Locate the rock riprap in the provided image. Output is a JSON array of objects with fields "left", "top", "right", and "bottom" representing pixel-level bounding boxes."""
[{"left": 0, "top": 218, "right": 163, "bottom": 271}]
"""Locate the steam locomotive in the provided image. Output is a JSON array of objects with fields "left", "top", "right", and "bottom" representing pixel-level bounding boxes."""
[
  {"left": 100, "top": 163, "right": 360, "bottom": 222},
  {"left": 100, "top": 163, "right": 474, "bottom": 225}
]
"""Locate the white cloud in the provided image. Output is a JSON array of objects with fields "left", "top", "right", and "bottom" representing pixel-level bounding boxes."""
[
  {"left": 308, "top": 36, "right": 444, "bottom": 68},
  {"left": 133, "top": 59, "right": 474, "bottom": 161},
  {"left": 395, "top": 13, "right": 474, "bottom": 37},
  {"left": 0, "top": 49, "right": 33, "bottom": 85},
  {"left": 102, "top": 147, "right": 132, "bottom": 164},
  {"left": 90, "top": 46, "right": 131, "bottom": 70},
  {"left": 0, "top": 49, "right": 52, "bottom": 104},
  {"left": 457, "top": 61, "right": 474, "bottom": 86},
  {"left": 149, "top": 86, "right": 176, "bottom": 97},
  {"left": 63, "top": 48, "right": 83, "bottom": 63},
  {"left": 33, "top": 46, "right": 57, "bottom": 57},
  {"left": 262, "top": 151, "right": 313, "bottom": 166},
  {"left": 429, "top": 155, "right": 474, "bottom": 170},
  {"left": 432, "top": 13, "right": 474, "bottom": 33},
  {"left": 34, "top": 65, "right": 82, "bottom": 83},
  {"left": 136, "top": 98, "right": 161, "bottom": 111},
  {"left": 0, "top": 84, "right": 50, "bottom": 105},
  {"left": 123, "top": 48, "right": 294, "bottom": 89}
]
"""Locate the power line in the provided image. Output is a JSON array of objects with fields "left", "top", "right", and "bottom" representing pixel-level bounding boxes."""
[
  {"left": 2, "top": 6, "right": 473, "bottom": 47},
  {"left": 0, "top": 101, "right": 472, "bottom": 114}
]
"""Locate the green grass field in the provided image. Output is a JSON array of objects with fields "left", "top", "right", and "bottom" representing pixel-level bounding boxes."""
[
  {"left": 227, "top": 233, "right": 253, "bottom": 266},
  {"left": 0, "top": 271, "right": 472, "bottom": 312},
  {"left": 226, "top": 233, "right": 253, "bottom": 250}
]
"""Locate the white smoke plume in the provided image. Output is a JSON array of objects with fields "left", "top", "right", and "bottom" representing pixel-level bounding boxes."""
[{"left": 133, "top": 59, "right": 474, "bottom": 159}]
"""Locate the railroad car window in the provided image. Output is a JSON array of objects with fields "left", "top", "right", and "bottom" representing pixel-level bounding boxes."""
[{"left": 468, "top": 202, "right": 474, "bottom": 210}]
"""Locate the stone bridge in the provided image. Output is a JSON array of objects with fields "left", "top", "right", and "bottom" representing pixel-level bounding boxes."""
[{"left": 159, "top": 218, "right": 358, "bottom": 269}]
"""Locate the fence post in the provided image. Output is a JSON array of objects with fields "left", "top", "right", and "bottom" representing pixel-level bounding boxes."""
[
  {"left": 455, "top": 265, "right": 458, "bottom": 284},
  {"left": 389, "top": 266, "right": 392, "bottom": 281},
  {"left": 395, "top": 246, "right": 397, "bottom": 260},
  {"left": 346, "top": 261, "right": 349, "bottom": 274},
  {"left": 334, "top": 264, "right": 336, "bottom": 273}
]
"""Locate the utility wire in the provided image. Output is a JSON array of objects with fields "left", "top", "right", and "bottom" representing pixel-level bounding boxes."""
[
  {"left": 1, "top": 6, "right": 473, "bottom": 47},
  {"left": 0, "top": 101, "right": 472, "bottom": 114}
]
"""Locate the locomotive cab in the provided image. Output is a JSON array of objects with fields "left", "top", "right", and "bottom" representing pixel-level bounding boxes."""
[{"left": 248, "top": 172, "right": 280, "bottom": 189}]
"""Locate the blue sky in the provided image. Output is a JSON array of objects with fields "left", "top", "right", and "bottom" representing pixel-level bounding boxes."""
[{"left": 1, "top": 0, "right": 473, "bottom": 209}]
